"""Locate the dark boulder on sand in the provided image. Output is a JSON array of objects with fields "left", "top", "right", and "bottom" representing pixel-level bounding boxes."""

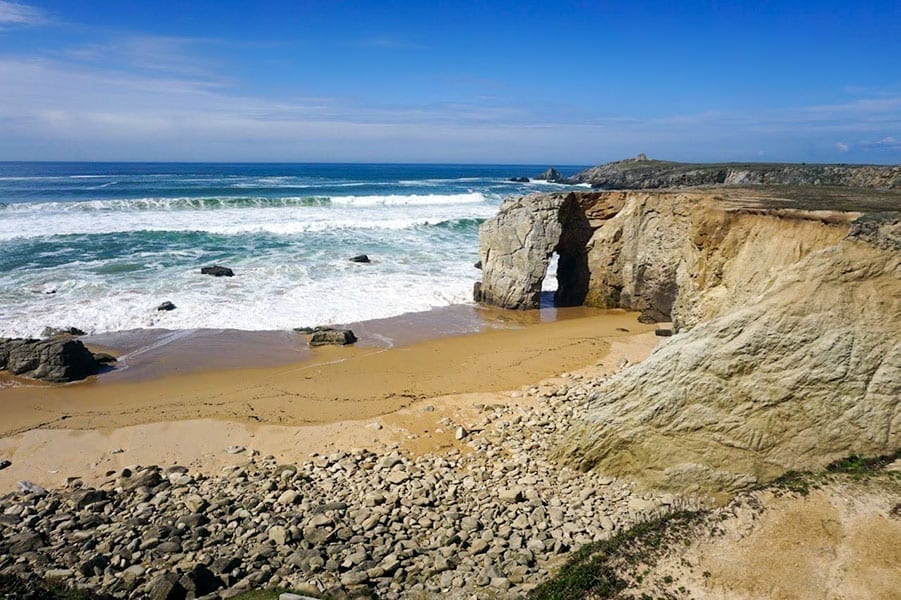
[
  {"left": 92, "top": 352, "right": 117, "bottom": 366},
  {"left": 308, "top": 328, "right": 358, "bottom": 347},
  {"left": 200, "top": 265, "right": 234, "bottom": 277},
  {"left": 349, "top": 254, "right": 371, "bottom": 263},
  {"left": 0, "top": 338, "right": 99, "bottom": 382}
]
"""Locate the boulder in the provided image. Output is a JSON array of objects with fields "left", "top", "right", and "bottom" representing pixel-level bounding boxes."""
[
  {"left": 146, "top": 572, "right": 186, "bottom": 600},
  {"left": 91, "top": 352, "right": 117, "bottom": 366},
  {"left": 308, "top": 328, "right": 357, "bottom": 347},
  {"left": 200, "top": 265, "right": 234, "bottom": 277},
  {"left": 156, "top": 301, "right": 177, "bottom": 311},
  {"left": 350, "top": 254, "right": 371, "bottom": 263},
  {"left": 40, "top": 326, "right": 85, "bottom": 338},
  {"left": 0, "top": 338, "right": 99, "bottom": 382},
  {"left": 509, "top": 176, "right": 530, "bottom": 183}
]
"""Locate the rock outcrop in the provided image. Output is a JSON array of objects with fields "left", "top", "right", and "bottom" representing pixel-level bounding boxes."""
[
  {"left": 568, "top": 156, "right": 901, "bottom": 189},
  {"left": 534, "top": 168, "right": 566, "bottom": 183},
  {"left": 0, "top": 338, "right": 100, "bottom": 382},
  {"left": 477, "top": 188, "right": 901, "bottom": 493}
]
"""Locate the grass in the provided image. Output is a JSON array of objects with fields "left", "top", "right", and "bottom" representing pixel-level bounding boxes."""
[
  {"left": 531, "top": 450, "right": 899, "bottom": 599},
  {"left": 0, "top": 574, "right": 112, "bottom": 600},
  {"left": 527, "top": 510, "right": 701, "bottom": 600}
]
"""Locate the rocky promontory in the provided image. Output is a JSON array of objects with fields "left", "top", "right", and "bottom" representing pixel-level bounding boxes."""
[
  {"left": 566, "top": 155, "right": 901, "bottom": 189},
  {"left": 477, "top": 186, "right": 900, "bottom": 493}
]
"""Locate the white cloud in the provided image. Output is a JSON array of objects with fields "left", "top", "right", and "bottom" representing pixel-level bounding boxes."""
[
  {"left": 0, "top": 41, "right": 900, "bottom": 163},
  {"left": 859, "top": 136, "right": 901, "bottom": 151},
  {"left": 835, "top": 141, "right": 849, "bottom": 152},
  {"left": 0, "top": 1, "right": 45, "bottom": 26}
]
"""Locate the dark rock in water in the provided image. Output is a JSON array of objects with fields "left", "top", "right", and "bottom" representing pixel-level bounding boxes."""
[
  {"left": 200, "top": 265, "right": 234, "bottom": 277},
  {"left": 474, "top": 260, "right": 482, "bottom": 270},
  {"left": 350, "top": 254, "right": 371, "bottom": 263},
  {"left": 156, "top": 301, "right": 176, "bottom": 311},
  {"left": 309, "top": 328, "right": 357, "bottom": 346},
  {"left": 41, "top": 326, "right": 86, "bottom": 338},
  {"left": 473, "top": 281, "right": 483, "bottom": 302},
  {"left": 92, "top": 352, "right": 117, "bottom": 366},
  {"left": 509, "top": 176, "right": 530, "bottom": 183},
  {"left": 147, "top": 572, "right": 187, "bottom": 600},
  {"left": 0, "top": 338, "right": 99, "bottom": 382},
  {"left": 534, "top": 168, "right": 565, "bottom": 183}
]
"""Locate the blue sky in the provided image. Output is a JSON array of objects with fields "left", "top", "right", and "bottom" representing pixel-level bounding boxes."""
[{"left": 0, "top": 0, "right": 898, "bottom": 164}]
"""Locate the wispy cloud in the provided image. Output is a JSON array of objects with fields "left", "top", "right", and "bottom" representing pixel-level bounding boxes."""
[
  {"left": 0, "top": 1, "right": 45, "bottom": 27},
  {"left": 859, "top": 136, "right": 901, "bottom": 151},
  {"left": 0, "top": 39, "right": 899, "bottom": 163}
]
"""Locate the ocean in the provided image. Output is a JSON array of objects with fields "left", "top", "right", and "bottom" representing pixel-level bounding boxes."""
[{"left": 0, "top": 162, "right": 585, "bottom": 339}]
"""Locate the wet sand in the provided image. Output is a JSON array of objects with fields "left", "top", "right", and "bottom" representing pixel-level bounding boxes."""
[{"left": 0, "top": 307, "right": 658, "bottom": 490}]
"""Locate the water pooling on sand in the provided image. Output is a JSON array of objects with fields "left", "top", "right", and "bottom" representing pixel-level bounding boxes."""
[{"left": 0, "top": 163, "right": 582, "bottom": 337}]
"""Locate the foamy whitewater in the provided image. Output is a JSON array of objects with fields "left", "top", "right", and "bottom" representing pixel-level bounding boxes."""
[{"left": 0, "top": 163, "right": 580, "bottom": 337}]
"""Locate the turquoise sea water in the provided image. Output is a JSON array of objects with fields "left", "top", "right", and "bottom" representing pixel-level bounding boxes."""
[{"left": 0, "top": 163, "right": 584, "bottom": 337}]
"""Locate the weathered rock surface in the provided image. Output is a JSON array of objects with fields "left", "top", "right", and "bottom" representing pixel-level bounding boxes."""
[
  {"left": 308, "top": 328, "right": 357, "bottom": 346},
  {"left": 477, "top": 192, "right": 603, "bottom": 309},
  {"left": 478, "top": 188, "right": 900, "bottom": 493},
  {"left": 568, "top": 156, "right": 901, "bottom": 189},
  {"left": 200, "top": 265, "right": 234, "bottom": 277},
  {"left": 0, "top": 338, "right": 100, "bottom": 382}
]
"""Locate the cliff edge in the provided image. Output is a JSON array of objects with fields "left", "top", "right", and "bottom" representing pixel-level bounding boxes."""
[
  {"left": 477, "top": 187, "right": 900, "bottom": 493},
  {"left": 567, "top": 155, "right": 901, "bottom": 189}
]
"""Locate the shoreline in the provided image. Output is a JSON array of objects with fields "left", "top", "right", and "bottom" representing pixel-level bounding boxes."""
[{"left": 0, "top": 307, "right": 657, "bottom": 491}]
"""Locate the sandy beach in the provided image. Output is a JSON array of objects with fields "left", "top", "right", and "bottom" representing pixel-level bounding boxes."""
[{"left": 0, "top": 307, "right": 658, "bottom": 491}]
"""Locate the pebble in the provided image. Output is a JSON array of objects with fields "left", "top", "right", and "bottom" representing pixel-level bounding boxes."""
[{"left": 0, "top": 371, "right": 684, "bottom": 600}]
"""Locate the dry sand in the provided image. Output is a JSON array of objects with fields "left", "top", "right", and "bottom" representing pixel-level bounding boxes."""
[{"left": 0, "top": 308, "right": 658, "bottom": 491}]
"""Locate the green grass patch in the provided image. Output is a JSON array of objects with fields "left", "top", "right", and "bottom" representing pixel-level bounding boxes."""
[
  {"left": 0, "top": 573, "right": 112, "bottom": 600},
  {"left": 528, "top": 510, "right": 702, "bottom": 600},
  {"left": 825, "top": 450, "right": 900, "bottom": 475}
]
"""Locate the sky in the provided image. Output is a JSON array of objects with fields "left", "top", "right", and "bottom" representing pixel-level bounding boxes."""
[{"left": 0, "top": 0, "right": 899, "bottom": 164}]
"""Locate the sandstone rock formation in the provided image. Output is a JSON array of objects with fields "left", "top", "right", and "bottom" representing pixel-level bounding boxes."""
[
  {"left": 477, "top": 188, "right": 901, "bottom": 493},
  {"left": 568, "top": 156, "right": 901, "bottom": 189}
]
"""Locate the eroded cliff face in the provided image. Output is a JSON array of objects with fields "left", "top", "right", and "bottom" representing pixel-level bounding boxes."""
[{"left": 477, "top": 189, "right": 900, "bottom": 493}]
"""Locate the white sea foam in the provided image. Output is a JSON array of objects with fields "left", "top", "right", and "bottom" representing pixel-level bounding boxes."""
[
  {"left": 0, "top": 194, "right": 496, "bottom": 241},
  {"left": 329, "top": 192, "right": 486, "bottom": 206},
  {"left": 0, "top": 257, "right": 481, "bottom": 337}
]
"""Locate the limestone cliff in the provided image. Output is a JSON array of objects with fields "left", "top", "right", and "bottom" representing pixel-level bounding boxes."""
[{"left": 477, "top": 188, "right": 900, "bottom": 493}]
